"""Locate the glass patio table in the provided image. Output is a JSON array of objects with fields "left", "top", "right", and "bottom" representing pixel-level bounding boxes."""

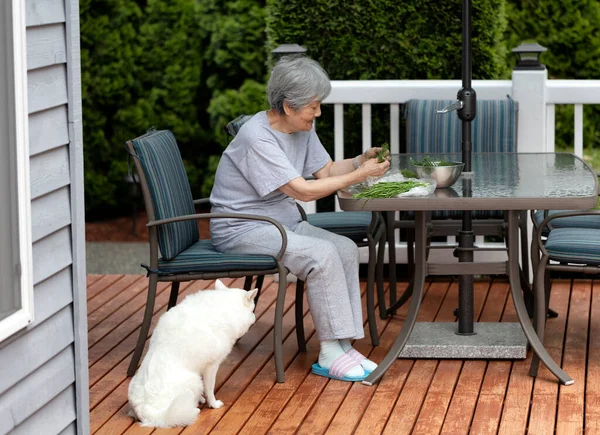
[{"left": 338, "top": 152, "right": 598, "bottom": 386}]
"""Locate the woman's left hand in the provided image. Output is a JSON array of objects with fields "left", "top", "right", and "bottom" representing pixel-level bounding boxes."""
[{"left": 360, "top": 147, "right": 390, "bottom": 164}]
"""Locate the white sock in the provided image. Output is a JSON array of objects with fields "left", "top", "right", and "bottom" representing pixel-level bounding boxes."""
[
  {"left": 339, "top": 339, "right": 378, "bottom": 372},
  {"left": 318, "top": 340, "right": 364, "bottom": 377}
]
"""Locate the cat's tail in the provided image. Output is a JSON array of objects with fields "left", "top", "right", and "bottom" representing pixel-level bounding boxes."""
[{"left": 136, "top": 390, "right": 200, "bottom": 428}]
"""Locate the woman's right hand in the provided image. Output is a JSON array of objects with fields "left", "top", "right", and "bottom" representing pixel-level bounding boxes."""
[{"left": 358, "top": 157, "right": 390, "bottom": 180}]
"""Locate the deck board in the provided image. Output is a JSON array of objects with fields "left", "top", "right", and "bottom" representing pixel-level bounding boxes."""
[
  {"left": 586, "top": 282, "right": 600, "bottom": 433},
  {"left": 556, "top": 280, "right": 590, "bottom": 435},
  {"left": 88, "top": 274, "right": 599, "bottom": 434}
]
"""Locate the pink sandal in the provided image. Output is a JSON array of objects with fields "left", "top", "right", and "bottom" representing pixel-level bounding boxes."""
[{"left": 311, "top": 352, "right": 367, "bottom": 382}]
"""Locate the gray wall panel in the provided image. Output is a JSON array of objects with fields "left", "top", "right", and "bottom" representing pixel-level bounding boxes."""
[
  {"left": 29, "top": 106, "right": 69, "bottom": 156},
  {"left": 1, "top": 268, "right": 73, "bottom": 349},
  {"left": 32, "top": 227, "right": 73, "bottom": 285},
  {"left": 58, "top": 421, "right": 76, "bottom": 435},
  {"left": 33, "top": 267, "right": 72, "bottom": 326},
  {"left": 0, "top": 346, "right": 75, "bottom": 433},
  {"left": 26, "top": 0, "right": 66, "bottom": 27},
  {"left": 27, "top": 64, "right": 68, "bottom": 114},
  {"left": 10, "top": 385, "right": 76, "bottom": 435},
  {"left": 0, "top": 305, "right": 73, "bottom": 395},
  {"left": 30, "top": 145, "right": 70, "bottom": 200},
  {"left": 31, "top": 186, "right": 71, "bottom": 242},
  {"left": 27, "top": 23, "right": 67, "bottom": 70}
]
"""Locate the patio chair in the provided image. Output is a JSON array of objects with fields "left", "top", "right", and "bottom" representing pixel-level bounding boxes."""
[
  {"left": 528, "top": 182, "right": 600, "bottom": 315},
  {"left": 529, "top": 209, "right": 600, "bottom": 377},
  {"left": 226, "top": 115, "right": 388, "bottom": 333},
  {"left": 126, "top": 128, "right": 291, "bottom": 382},
  {"left": 388, "top": 97, "right": 531, "bottom": 311},
  {"left": 530, "top": 199, "right": 600, "bottom": 273}
]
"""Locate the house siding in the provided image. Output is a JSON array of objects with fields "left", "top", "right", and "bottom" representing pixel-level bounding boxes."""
[{"left": 0, "top": 0, "right": 88, "bottom": 433}]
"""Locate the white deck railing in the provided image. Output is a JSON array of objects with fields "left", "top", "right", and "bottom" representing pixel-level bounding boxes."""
[
  {"left": 312, "top": 72, "right": 600, "bottom": 268},
  {"left": 546, "top": 80, "right": 600, "bottom": 156}
]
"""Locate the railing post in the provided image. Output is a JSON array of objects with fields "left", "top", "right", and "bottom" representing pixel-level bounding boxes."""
[
  {"left": 511, "top": 42, "right": 549, "bottom": 284},
  {"left": 511, "top": 42, "right": 549, "bottom": 153}
]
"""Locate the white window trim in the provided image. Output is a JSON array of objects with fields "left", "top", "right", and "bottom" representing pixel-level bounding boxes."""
[{"left": 0, "top": 0, "right": 33, "bottom": 343}]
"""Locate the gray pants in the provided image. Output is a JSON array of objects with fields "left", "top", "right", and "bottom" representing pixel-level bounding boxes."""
[{"left": 227, "top": 221, "right": 364, "bottom": 341}]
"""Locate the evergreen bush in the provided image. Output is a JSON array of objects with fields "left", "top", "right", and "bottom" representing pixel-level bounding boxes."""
[
  {"left": 80, "top": 0, "right": 267, "bottom": 219},
  {"left": 504, "top": 0, "right": 600, "bottom": 154}
]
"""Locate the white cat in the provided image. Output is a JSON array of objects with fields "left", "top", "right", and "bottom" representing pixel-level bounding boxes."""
[{"left": 127, "top": 279, "right": 258, "bottom": 428}]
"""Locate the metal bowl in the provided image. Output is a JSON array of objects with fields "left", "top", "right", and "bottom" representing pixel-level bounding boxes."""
[{"left": 412, "top": 162, "right": 464, "bottom": 188}]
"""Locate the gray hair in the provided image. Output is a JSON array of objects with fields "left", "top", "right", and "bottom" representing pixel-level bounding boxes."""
[{"left": 268, "top": 56, "right": 331, "bottom": 114}]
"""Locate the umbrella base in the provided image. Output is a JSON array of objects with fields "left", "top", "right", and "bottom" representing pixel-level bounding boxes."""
[{"left": 398, "top": 322, "right": 527, "bottom": 359}]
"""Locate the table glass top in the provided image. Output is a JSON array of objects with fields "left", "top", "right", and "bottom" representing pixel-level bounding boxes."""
[{"left": 338, "top": 153, "right": 598, "bottom": 211}]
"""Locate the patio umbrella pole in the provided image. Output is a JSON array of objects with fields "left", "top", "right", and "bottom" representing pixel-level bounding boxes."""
[{"left": 456, "top": 0, "right": 477, "bottom": 335}]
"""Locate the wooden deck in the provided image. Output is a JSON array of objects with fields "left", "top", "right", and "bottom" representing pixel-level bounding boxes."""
[{"left": 87, "top": 274, "right": 600, "bottom": 434}]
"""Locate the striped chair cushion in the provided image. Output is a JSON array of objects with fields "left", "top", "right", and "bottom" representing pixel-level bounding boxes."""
[
  {"left": 533, "top": 210, "right": 600, "bottom": 236},
  {"left": 405, "top": 98, "right": 518, "bottom": 154},
  {"left": 132, "top": 130, "right": 198, "bottom": 260},
  {"left": 402, "top": 209, "right": 505, "bottom": 220},
  {"left": 307, "top": 211, "right": 377, "bottom": 242},
  {"left": 158, "top": 240, "right": 276, "bottom": 274},
  {"left": 405, "top": 98, "right": 517, "bottom": 219},
  {"left": 545, "top": 227, "right": 600, "bottom": 266}
]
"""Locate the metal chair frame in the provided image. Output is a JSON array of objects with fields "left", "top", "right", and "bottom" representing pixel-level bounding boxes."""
[{"left": 529, "top": 210, "right": 600, "bottom": 378}]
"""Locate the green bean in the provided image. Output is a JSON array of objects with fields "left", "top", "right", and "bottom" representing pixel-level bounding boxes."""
[
  {"left": 353, "top": 181, "right": 428, "bottom": 199},
  {"left": 377, "top": 142, "right": 390, "bottom": 163}
]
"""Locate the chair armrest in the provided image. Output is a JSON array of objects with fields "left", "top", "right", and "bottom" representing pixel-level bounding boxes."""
[
  {"left": 193, "top": 198, "right": 211, "bottom": 206},
  {"left": 147, "top": 212, "right": 288, "bottom": 260},
  {"left": 296, "top": 202, "right": 308, "bottom": 221},
  {"left": 530, "top": 209, "right": 552, "bottom": 232}
]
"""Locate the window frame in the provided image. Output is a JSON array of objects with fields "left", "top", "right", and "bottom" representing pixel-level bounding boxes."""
[{"left": 0, "top": 0, "right": 34, "bottom": 343}]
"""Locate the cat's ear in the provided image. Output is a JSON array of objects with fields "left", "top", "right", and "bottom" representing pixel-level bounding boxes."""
[
  {"left": 215, "top": 279, "right": 227, "bottom": 290},
  {"left": 245, "top": 288, "right": 259, "bottom": 306}
]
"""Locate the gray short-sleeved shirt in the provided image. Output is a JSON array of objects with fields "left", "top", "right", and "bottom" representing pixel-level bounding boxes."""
[{"left": 210, "top": 111, "right": 331, "bottom": 251}]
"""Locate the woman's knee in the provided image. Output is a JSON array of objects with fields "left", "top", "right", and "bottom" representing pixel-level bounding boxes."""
[
  {"left": 300, "top": 240, "right": 342, "bottom": 271},
  {"left": 332, "top": 235, "right": 360, "bottom": 263}
]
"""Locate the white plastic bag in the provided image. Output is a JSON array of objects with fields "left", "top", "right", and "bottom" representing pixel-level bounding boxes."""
[{"left": 366, "top": 169, "right": 436, "bottom": 197}]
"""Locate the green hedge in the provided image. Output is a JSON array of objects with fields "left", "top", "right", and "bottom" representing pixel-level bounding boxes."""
[
  {"left": 81, "top": 0, "right": 267, "bottom": 219},
  {"left": 267, "top": 0, "right": 508, "bottom": 81}
]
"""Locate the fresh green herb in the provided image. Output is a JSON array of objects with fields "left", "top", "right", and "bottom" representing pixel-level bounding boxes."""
[
  {"left": 353, "top": 181, "right": 428, "bottom": 199},
  {"left": 400, "top": 168, "right": 419, "bottom": 179},
  {"left": 376, "top": 142, "right": 390, "bottom": 163},
  {"left": 410, "top": 156, "right": 457, "bottom": 167}
]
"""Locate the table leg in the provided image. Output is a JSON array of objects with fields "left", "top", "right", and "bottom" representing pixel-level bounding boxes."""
[
  {"left": 386, "top": 214, "right": 414, "bottom": 316},
  {"left": 386, "top": 211, "right": 397, "bottom": 306},
  {"left": 506, "top": 211, "right": 573, "bottom": 385},
  {"left": 363, "top": 211, "right": 427, "bottom": 386}
]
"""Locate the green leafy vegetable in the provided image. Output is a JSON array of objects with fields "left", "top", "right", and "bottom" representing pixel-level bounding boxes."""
[
  {"left": 400, "top": 168, "right": 419, "bottom": 179},
  {"left": 376, "top": 142, "right": 390, "bottom": 163},
  {"left": 353, "top": 181, "right": 428, "bottom": 199},
  {"left": 410, "top": 156, "right": 458, "bottom": 167}
]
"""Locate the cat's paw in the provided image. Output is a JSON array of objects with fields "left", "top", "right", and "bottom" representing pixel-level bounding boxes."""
[
  {"left": 207, "top": 399, "right": 224, "bottom": 409},
  {"left": 198, "top": 395, "right": 206, "bottom": 404}
]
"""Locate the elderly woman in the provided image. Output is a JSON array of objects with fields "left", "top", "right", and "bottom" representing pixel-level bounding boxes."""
[{"left": 210, "top": 56, "right": 389, "bottom": 382}]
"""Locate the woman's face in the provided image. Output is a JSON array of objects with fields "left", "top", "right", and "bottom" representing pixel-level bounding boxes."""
[{"left": 285, "top": 100, "right": 322, "bottom": 132}]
